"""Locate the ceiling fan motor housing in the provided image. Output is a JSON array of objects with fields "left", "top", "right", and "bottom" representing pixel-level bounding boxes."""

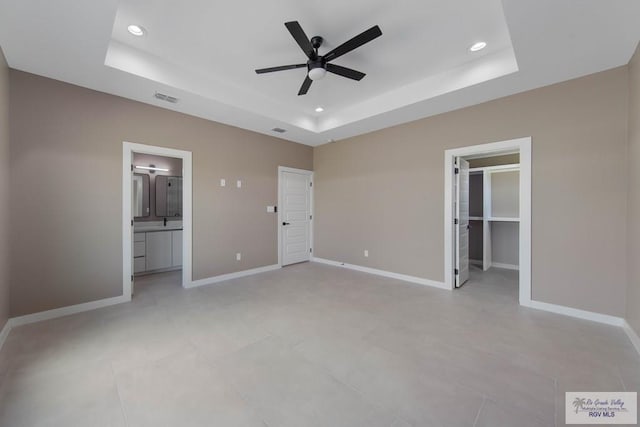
[{"left": 308, "top": 58, "right": 325, "bottom": 71}]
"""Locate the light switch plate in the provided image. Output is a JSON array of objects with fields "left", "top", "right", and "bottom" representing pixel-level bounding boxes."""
[
  {"left": 364, "top": 250, "right": 369, "bottom": 257},
  {"left": 267, "top": 206, "right": 275, "bottom": 213},
  {"left": 236, "top": 253, "right": 241, "bottom": 261},
  {"left": 237, "top": 180, "right": 242, "bottom": 188},
  {"left": 220, "top": 179, "right": 226, "bottom": 187}
]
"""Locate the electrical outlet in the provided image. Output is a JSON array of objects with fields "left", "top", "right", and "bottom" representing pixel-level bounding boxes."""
[
  {"left": 220, "top": 179, "right": 226, "bottom": 187},
  {"left": 237, "top": 180, "right": 242, "bottom": 188},
  {"left": 364, "top": 250, "right": 369, "bottom": 257},
  {"left": 236, "top": 253, "right": 241, "bottom": 261}
]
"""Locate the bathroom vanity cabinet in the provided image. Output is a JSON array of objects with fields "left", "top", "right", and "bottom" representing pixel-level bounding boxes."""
[{"left": 133, "top": 228, "right": 183, "bottom": 274}]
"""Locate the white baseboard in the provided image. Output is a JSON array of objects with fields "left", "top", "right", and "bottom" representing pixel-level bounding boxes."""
[
  {"left": 312, "top": 257, "right": 449, "bottom": 290},
  {"left": 623, "top": 321, "right": 640, "bottom": 356},
  {"left": 491, "top": 262, "right": 519, "bottom": 271},
  {"left": 186, "top": 264, "right": 281, "bottom": 289},
  {"left": 0, "top": 319, "right": 11, "bottom": 350},
  {"left": 9, "top": 294, "right": 130, "bottom": 328},
  {"left": 2, "top": 263, "right": 637, "bottom": 358},
  {"left": 522, "top": 299, "right": 625, "bottom": 327}
]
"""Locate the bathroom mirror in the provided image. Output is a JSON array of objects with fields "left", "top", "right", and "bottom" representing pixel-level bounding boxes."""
[
  {"left": 156, "top": 175, "right": 183, "bottom": 217},
  {"left": 132, "top": 173, "right": 150, "bottom": 217}
]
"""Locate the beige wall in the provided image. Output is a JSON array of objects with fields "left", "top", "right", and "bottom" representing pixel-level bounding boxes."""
[
  {"left": 9, "top": 71, "right": 312, "bottom": 317},
  {"left": 314, "top": 66, "right": 629, "bottom": 316},
  {"left": 0, "top": 47, "right": 9, "bottom": 329},
  {"left": 627, "top": 44, "right": 640, "bottom": 333}
]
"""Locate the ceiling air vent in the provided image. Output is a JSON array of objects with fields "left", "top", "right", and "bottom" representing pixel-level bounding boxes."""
[
  {"left": 154, "top": 92, "right": 179, "bottom": 104},
  {"left": 271, "top": 127, "right": 287, "bottom": 133}
]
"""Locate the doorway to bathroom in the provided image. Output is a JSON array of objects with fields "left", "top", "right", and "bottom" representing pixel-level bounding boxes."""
[
  {"left": 122, "top": 142, "right": 193, "bottom": 299},
  {"left": 132, "top": 152, "right": 183, "bottom": 295}
]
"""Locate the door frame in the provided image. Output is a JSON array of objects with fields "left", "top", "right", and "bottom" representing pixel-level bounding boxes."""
[
  {"left": 277, "top": 166, "right": 314, "bottom": 267},
  {"left": 443, "top": 137, "right": 531, "bottom": 305},
  {"left": 123, "top": 142, "right": 193, "bottom": 298}
]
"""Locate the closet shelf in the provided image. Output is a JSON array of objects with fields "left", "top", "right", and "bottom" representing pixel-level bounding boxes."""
[
  {"left": 468, "top": 216, "right": 520, "bottom": 222},
  {"left": 488, "top": 217, "right": 519, "bottom": 222}
]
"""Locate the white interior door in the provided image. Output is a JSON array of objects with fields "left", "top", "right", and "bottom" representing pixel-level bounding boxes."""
[
  {"left": 455, "top": 158, "right": 470, "bottom": 287},
  {"left": 280, "top": 169, "right": 312, "bottom": 266}
]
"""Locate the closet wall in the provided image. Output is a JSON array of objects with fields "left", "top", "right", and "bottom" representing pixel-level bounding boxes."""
[
  {"left": 469, "top": 174, "right": 484, "bottom": 262},
  {"left": 491, "top": 170, "right": 519, "bottom": 268}
]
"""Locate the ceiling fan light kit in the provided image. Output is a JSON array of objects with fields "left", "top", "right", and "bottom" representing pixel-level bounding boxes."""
[
  {"left": 255, "top": 21, "right": 382, "bottom": 95},
  {"left": 308, "top": 62, "right": 327, "bottom": 81}
]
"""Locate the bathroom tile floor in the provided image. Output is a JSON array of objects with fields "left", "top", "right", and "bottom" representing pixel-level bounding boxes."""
[{"left": 0, "top": 263, "right": 637, "bottom": 426}]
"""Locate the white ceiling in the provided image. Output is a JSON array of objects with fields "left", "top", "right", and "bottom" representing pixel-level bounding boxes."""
[{"left": 1, "top": 1, "right": 639, "bottom": 146}]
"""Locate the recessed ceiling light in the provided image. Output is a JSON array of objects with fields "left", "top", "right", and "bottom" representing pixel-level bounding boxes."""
[
  {"left": 469, "top": 41, "right": 487, "bottom": 52},
  {"left": 315, "top": 106, "right": 324, "bottom": 113},
  {"left": 127, "top": 25, "right": 145, "bottom": 36}
]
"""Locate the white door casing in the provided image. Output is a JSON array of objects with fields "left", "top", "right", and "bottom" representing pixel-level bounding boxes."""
[
  {"left": 278, "top": 167, "right": 313, "bottom": 266},
  {"left": 455, "top": 157, "right": 470, "bottom": 287}
]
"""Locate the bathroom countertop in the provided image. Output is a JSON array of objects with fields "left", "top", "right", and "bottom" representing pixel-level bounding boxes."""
[
  {"left": 134, "top": 226, "right": 183, "bottom": 233},
  {"left": 134, "top": 221, "right": 183, "bottom": 233}
]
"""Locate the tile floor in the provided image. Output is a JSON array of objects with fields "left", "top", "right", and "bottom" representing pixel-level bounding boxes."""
[{"left": 0, "top": 263, "right": 637, "bottom": 426}]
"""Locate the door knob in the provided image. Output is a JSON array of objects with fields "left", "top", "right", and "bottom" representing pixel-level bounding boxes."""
[{"left": 282, "top": 222, "right": 290, "bottom": 226}]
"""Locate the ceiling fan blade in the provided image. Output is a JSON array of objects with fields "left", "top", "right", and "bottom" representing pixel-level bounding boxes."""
[
  {"left": 326, "top": 63, "right": 366, "bottom": 81},
  {"left": 324, "top": 25, "right": 382, "bottom": 62},
  {"left": 255, "top": 64, "right": 307, "bottom": 74},
  {"left": 298, "top": 76, "right": 312, "bottom": 96},
  {"left": 285, "top": 21, "right": 315, "bottom": 59}
]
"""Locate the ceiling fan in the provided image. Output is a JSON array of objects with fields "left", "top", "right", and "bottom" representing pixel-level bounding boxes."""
[{"left": 255, "top": 21, "right": 382, "bottom": 96}]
